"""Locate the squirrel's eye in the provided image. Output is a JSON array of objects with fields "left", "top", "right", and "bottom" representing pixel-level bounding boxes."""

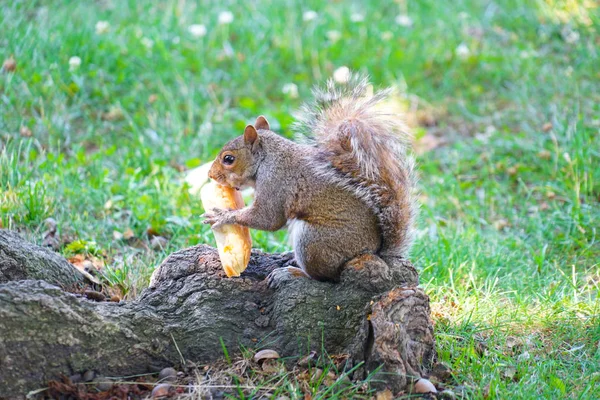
[{"left": 222, "top": 154, "right": 236, "bottom": 165}]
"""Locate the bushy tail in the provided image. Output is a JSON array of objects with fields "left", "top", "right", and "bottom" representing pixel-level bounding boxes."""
[{"left": 294, "top": 74, "right": 417, "bottom": 261}]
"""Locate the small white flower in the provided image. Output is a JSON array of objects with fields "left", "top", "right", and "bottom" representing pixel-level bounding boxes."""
[
  {"left": 518, "top": 351, "right": 531, "bottom": 361},
  {"left": 565, "top": 66, "right": 573, "bottom": 77},
  {"left": 326, "top": 30, "right": 342, "bottom": 43},
  {"left": 455, "top": 43, "right": 470, "bottom": 59},
  {"left": 141, "top": 37, "right": 154, "bottom": 49},
  {"left": 199, "top": 121, "right": 213, "bottom": 135},
  {"left": 95, "top": 20, "right": 110, "bottom": 34},
  {"left": 282, "top": 83, "right": 299, "bottom": 98},
  {"left": 172, "top": 36, "right": 181, "bottom": 44},
  {"left": 68, "top": 56, "right": 81, "bottom": 71},
  {"left": 333, "top": 66, "right": 351, "bottom": 83},
  {"left": 350, "top": 13, "right": 364, "bottom": 22},
  {"left": 303, "top": 10, "right": 318, "bottom": 22},
  {"left": 562, "top": 28, "right": 580, "bottom": 44},
  {"left": 395, "top": 14, "right": 413, "bottom": 27},
  {"left": 188, "top": 24, "right": 207, "bottom": 38},
  {"left": 381, "top": 31, "right": 393, "bottom": 41},
  {"left": 218, "top": 11, "right": 234, "bottom": 25}
]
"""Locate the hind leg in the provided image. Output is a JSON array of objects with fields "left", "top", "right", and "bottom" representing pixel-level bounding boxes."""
[
  {"left": 267, "top": 221, "right": 350, "bottom": 288},
  {"left": 267, "top": 219, "right": 380, "bottom": 287},
  {"left": 293, "top": 220, "right": 380, "bottom": 281},
  {"left": 267, "top": 266, "right": 309, "bottom": 289}
]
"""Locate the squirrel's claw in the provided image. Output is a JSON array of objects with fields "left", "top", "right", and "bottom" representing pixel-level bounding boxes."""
[{"left": 202, "top": 207, "right": 235, "bottom": 228}]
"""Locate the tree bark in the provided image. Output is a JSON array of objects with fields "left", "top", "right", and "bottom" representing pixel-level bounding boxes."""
[
  {"left": 0, "top": 232, "right": 435, "bottom": 397},
  {"left": 0, "top": 229, "right": 83, "bottom": 288}
]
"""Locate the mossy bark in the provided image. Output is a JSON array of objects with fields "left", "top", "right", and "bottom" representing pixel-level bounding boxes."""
[{"left": 0, "top": 232, "right": 435, "bottom": 397}]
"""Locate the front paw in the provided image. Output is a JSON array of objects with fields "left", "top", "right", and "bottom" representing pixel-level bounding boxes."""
[{"left": 201, "top": 208, "right": 234, "bottom": 229}]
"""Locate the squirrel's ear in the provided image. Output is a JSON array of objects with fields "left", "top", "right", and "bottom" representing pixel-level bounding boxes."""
[
  {"left": 254, "top": 115, "right": 270, "bottom": 131},
  {"left": 243, "top": 125, "right": 259, "bottom": 149}
]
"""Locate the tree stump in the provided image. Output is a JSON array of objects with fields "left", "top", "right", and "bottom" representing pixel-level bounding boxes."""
[{"left": 0, "top": 229, "right": 435, "bottom": 397}]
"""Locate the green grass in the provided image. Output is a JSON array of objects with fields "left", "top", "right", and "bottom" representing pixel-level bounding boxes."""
[{"left": 1, "top": 0, "right": 599, "bottom": 398}]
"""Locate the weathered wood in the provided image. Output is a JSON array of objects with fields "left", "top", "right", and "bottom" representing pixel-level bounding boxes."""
[{"left": 0, "top": 232, "right": 435, "bottom": 397}]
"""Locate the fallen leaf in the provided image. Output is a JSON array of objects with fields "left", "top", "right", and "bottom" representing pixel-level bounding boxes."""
[
  {"left": 503, "top": 366, "right": 517, "bottom": 380},
  {"left": 102, "top": 106, "right": 124, "bottom": 121},
  {"left": 151, "top": 236, "right": 168, "bottom": 250},
  {"left": 297, "top": 351, "right": 318, "bottom": 367},
  {"left": 123, "top": 228, "right": 135, "bottom": 240},
  {"left": 506, "top": 336, "right": 520, "bottom": 349},
  {"left": 146, "top": 226, "right": 160, "bottom": 238},
  {"left": 2, "top": 56, "right": 16, "bottom": 72},
  {"left": 68, "top": 254, "right": 87, "bottom": 271},
  {"left": 537, "top": 150, "right": 551, "bottom": 160},
  {"left": 493, "top": 219, "right": 509, "bottom": 230},
  {"left": 20, "top": 126, "right": 32, "bottom": 137}
]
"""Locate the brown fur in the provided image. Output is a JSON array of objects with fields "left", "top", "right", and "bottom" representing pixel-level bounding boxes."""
[{"left": 205, "top": 76, "right": 416, "bottom": 282}]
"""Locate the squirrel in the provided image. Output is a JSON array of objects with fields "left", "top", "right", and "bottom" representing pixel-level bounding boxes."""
[{"left": 203, "top": 74, "right": 417, "bottom": 284}]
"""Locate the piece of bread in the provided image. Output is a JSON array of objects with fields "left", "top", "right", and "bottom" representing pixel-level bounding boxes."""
[{"left": 201, "top": 181, "right": 252, "bottom": 277}]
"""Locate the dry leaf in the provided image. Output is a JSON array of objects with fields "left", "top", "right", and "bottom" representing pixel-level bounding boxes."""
[
  {"left": 537, "top": 150, "right": 551, "bottom": 160},
  {"left": 20, "top": 126, "right": 32, "bottom": 137},
  {"left": 79, "top": 269, "right": 101, "bottom": 285},
  {"left": 68, "top": 254, "right": 87, "bottom": 271},
  {"left": 503, "top": 366, "right": 517, "bottom": 380},
  {"left": 102, "top": 106, "right": 124, "bottom": 121},
  {"left": 123, "top": 228, "right": 135, "bottom": 240},
  {"left": 493, "top": 219, "right": 509, "bottom": 230},
  {"left": 150, "top": 236, "right": 168, "bottom": 250},
  {"left": 2, "top": 56, "right": 16, "bottom": 72}
]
